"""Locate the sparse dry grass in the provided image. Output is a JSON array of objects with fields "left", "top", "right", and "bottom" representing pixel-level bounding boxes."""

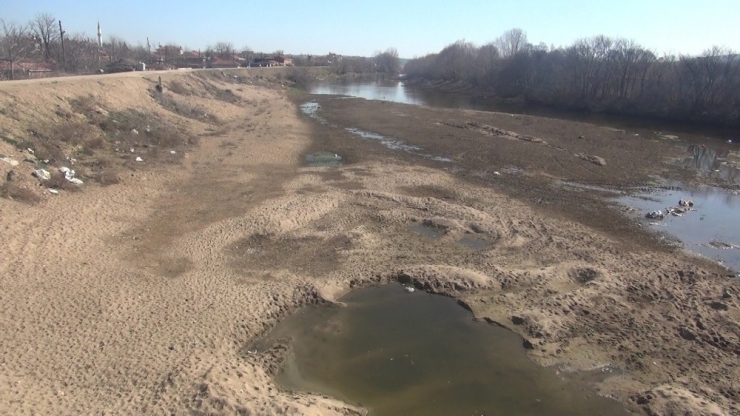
[
  {"left": 167, "top": 81, "right": 192, "bottom": 96},
  {"left": 152, "top": 92, "right": 220, "bottom": 123},
  {"left": 93, "top": 168, "right": 120, "bottom": 186},
  {"left": 0, "top": 182, "right": 41, "bottom": 204},
  {"left": 45, "top": 172, "right": 81, "bottom": 192}
]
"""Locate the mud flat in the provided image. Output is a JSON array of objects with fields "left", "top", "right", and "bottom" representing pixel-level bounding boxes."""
[{"left": 0, "top": 70, "right": 738, "bottom": 415}]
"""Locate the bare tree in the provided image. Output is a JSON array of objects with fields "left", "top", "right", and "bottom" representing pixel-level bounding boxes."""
[
  {"left": 29, "top": 13, "right": 58, "bottom": 61},
  {"left": 374, "top": 47, "right": 401, "bottom": 74},
  {"left": 0, "top": 19, "right": 29, "bottom": 80},
  {"left": 104, "top": 35, "right": 131, "bottom": 62},
  {"left": 240, "top": 46, "right": 253, "bottom": 61},
  {"left": 496, "top": 28, "right": 528, "bottom": 58},
  {"left": 474, "top": 42, "right": 499, "bottom": 85},
  {"left": 63, "top": 32, "right": 98, "bottom": 73},
  {"left": 212, "top": 41, "right": 234, "bottom": 59}
]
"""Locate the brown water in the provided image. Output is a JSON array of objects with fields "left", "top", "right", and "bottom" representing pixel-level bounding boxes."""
[{"left": 253, "top": 284, "right": 629, "bottom": 416}]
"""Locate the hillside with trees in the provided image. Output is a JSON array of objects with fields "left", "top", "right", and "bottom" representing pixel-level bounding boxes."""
[{"left": 404, "top": 29, "right": 740, "bottom": 126}]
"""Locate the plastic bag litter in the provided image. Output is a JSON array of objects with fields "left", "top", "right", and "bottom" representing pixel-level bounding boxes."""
[
  {"left": 135, "top": 156, "right": 144, "bottom": 162},
  {"left": 1, "top": 157, "right": 19, "bottom": 166},
  {"left": 59, "top": 166, "right": 83, "bottom": 185},
  {"left": 59, "top": 166, "right": 75, "bottom": 179},
  {"left": 33, "top": 169, "right": 51, "bottom": 180}
]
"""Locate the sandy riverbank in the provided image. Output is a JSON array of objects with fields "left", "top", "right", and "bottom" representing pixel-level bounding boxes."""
[{"left": 1, "top": 69, "right": 738, "bottom": 415}]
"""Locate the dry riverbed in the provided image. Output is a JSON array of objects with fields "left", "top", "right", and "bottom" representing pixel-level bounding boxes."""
[{"left": 1, "top": 69, "right": 739, "bottom": 415}]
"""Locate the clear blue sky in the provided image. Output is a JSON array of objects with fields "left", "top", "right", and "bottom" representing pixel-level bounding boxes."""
[{"left": 4, "top": 0, "right": 739, "bottom": 58}]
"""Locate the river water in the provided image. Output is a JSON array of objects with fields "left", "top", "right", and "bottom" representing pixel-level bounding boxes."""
[
  {"left": 253, "top": 284, "right": 628, "bottom": 416},
  {"left": 307, "top": 79, "right": 740, "bottom": 272}
]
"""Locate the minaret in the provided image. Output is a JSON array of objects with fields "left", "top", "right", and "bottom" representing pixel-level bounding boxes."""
[{"left": 97, "top": 21, "right": 102, "bottom": 69}]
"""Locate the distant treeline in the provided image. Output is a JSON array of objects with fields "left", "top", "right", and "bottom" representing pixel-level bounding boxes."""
[
  {"left": 404, "top": 29, "right": 740, "bottom": 126},
  {"left": 327, "top": 48, "right": 401, "bottom": 75}
]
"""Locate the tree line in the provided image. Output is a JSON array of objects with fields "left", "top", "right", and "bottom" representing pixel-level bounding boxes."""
[
  {"left": 404, "top": 29, "right": 740, "bottom": 126},
  {"left": 1, "top": 12, "right": 401, "bottom": 80},
  {"left": 0, "top": 14, "right": 287, "bottom": 78}
]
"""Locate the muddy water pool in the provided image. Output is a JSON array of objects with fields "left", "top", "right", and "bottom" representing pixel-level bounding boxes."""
[{"left": 253, "top": 284, "right": 628, "bottom": 416}]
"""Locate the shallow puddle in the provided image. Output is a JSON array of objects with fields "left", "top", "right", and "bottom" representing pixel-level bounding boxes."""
[
  {"left": 306, "top": 151, "right": 343, "bottom": 167},
  {"left": 616, "top": 183, "right": 740, "bottom": 272},
  {"left": 411, "top": 224, "right": 444, "bottom": 239},
  {"left": 681, "top": 144, "right": 740, "bottom": 185},
  {"left": 253, "top": 284, "right": 627, "bottom": 416},
  {"left": 457, "top": 237, "right": 489, "bottom": 250}
]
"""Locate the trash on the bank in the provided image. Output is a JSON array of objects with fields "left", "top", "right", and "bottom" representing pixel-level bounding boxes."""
[
  {"left": 130, "top": 148, "right": 135, "bottom": 153},
  {"left": 48, "top": 189, "right": 59, "bottom": 195},
  {"left": 27, "top": 148, "right": 35, "bottom": 154},
  {"left": 135, "top": 156, "right": 144, "bottom": 162},
  {"left": 59, "top": 166, "right": 74, "bottom": 179},
  {"left": 170, "top": 150, "right": 176, "bottom": 154},
  {"left": 493, "top": 171, "right": 501, "bottom": 176},
  {"left": 1, "top": 157, "right": 19, "bottom": 166},
  {"left": 646, "top": 210, "right": 664, "bottom": 220},
  {"left": 59, "top": 167, "right": 83, "bottom": 185},
  {"left": 32, "top": 169, "right": 51, "bottom": 180},
  {"left": 678, "top": 199, "right": 694, "bottom": 207},
  {"left": 405, "top": 286, "right": 415, "bottom": 293},
  {"left": 131, "top": 129, "right": 139, "bottom": 135}
]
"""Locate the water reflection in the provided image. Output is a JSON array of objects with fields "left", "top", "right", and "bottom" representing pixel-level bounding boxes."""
[
  {"left": 683, "top": 145, "right": 740, "bottom": 185},
  {"left": 310, "top": 79, "right": 426, "bottom": 105},
  {"left": 617, "top": 183, "right": 740, "bottom": 271}
]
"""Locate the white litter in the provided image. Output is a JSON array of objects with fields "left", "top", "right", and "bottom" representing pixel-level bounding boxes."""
[
  {"left": 48, "top": 189, "right": 59, "bottom": 195},
  {"left": 405, "top": 286, "right": 415, "bottom": 293},
  {"left": 59, "top": 166, "right": 75, "bottom": 179},
  {"left": 33, "top": 169, "right": 51, "bottom": 180},
  {"left": 59, "top": 166, "right": 84, "bottom": 185},
  {"left": 1, "top": 157, "right": 19, "bottom": 166},
  {"left": 135, "top": 156, "right": 144, "bottom": 162},
  {"left": 131, "top": 129, "right": 139, "bottom": 135},
  {"left": 170, "top": 150, "right": 177, "bottom": 154}
]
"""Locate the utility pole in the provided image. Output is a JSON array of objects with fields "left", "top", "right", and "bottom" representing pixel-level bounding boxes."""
[
  {"left": 146, "top": 37, "right": 151, "bottom": 64},
  {"left": 58, "top": 20, "right": 65, "bottom": 68}
]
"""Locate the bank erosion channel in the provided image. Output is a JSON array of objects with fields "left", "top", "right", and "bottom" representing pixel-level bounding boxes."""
[{"left": 254, "top": 284, "right": 627, "bottom": 416}]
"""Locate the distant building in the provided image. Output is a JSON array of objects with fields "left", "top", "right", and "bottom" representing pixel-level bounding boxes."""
[
  {"left": 249, "top": 56, "right": 292, "bottom": 67},
  {"left": 272, "top": 56, "right": 293, "bottom": 66},
  {"left": 0, "top": 60, "right": 54, "bottom": 79},
  {"left": 206, "top": 57, "right": 240, "bottom": 68},
  {"left": 179, "top": 51, "right": 206, "bottom": 68}
]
